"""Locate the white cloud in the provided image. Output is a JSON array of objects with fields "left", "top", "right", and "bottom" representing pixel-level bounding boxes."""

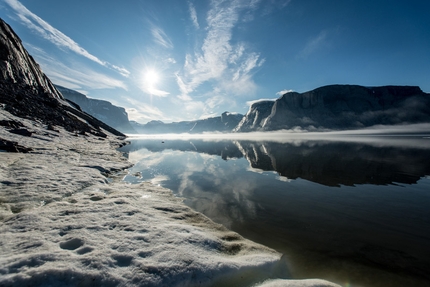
[
  {"left": 177, "top": 94, "right": 193, "bottom": 101},
  {"left": 124, "top": 97, "right": 168, "bottom": 123},
  {"left": 24, "top": 43, "right": 127, "bottom": 91},
  {"left": 4, "top": 0, "right": 130, "bottom": 77},
  {"left": 276, "top": 89, "right": 294, "bottom": 96},
  {"left": 151, "top": 25, "right": 173, "bottom": 49},
  {"left": 177, "top": 0, "right": 265, "bottom": 99},
  {"left": 188, "top": 2, "right": 200, "bottom": 29}
]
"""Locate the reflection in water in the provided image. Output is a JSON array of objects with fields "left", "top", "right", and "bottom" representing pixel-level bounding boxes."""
[{"left": 120, "top": 136, "right": 430, "bottom": 287}]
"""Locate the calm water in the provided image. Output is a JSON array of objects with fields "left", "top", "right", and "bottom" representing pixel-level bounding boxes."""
[{"left": 119, "top": 135, "right": 430, "bottom": 287}]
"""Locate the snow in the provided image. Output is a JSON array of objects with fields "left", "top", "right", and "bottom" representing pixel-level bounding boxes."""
[{"left": 0, "top": 108, "right": 339, "bottom": 286}]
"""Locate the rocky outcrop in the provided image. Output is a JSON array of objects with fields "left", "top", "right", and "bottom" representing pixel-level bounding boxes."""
[
  {"left": 0, "top": 18, "right": 124, "bottom": 138},
  {"left": 235, "top": 85, "right": 430, "bottom": 132},
  {"left": 233, "top": 101, "right": 274, "bottom": 132},
  {"left": 56, "top": 85, "right": 136, "bottom": 134},
  {"left": 131, "top": 112, "right": 243, "bottom": 134},
  {"left": 0, "top": 19, "right": 62, "bottom": 99}
]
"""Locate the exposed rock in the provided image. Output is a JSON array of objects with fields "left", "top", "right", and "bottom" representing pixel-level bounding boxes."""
[
  {"left": 233, "top": 101, "right": 274, "bottom": 132},
  {"left": 0, "top": 19, "right": 62, "bottom": 99},
  {"left": 0, "top": 18, "right": 124, "bottom": 138},
  {"left": 56, "top": 85, "right": 136, "bottom": 134},
  {"left": 8, "top": 127, "right": 32, "bottom": 137},
  {"left": 0, "top": 137, "right": 31, "bottom": 153}
]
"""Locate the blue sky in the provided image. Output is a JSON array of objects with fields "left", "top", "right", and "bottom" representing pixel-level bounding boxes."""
[{"left": 1, "top": 0, "right": 429, "bottom": 123}]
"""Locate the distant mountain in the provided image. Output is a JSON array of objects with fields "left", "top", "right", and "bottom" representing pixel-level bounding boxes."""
[
  {"left": 56, "top": 85, "right": 136, "bottom": 134},
  {"left": 0, "top": 18, "right": 124, "bottom": 138},
  {"left": 235, "top": 85, "right": 430, "bottom": 132},
  {"left": 131, "top": 112, "right": 243, "bottom": 134}
]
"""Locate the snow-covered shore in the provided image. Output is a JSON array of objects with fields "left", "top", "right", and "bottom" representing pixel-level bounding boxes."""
[{"left": 0, "top": 109, "right": 339, "bottom": 287}]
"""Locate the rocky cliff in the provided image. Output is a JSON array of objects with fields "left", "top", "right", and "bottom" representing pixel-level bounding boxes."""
[
  {"left": 233, "top": 100, "right": 274, "bottom": 132},
  {"left": 236, "top": 85, "right": 430, "bottom": 132},
  {"left": 131, "top": 112, "right": 243, "bottom": 134},
  {"left": 0, "top": 18, "right": 124, "bottom": 138},
  {"left": 56, "top": 85, "right": 136, "bottom": 134}
]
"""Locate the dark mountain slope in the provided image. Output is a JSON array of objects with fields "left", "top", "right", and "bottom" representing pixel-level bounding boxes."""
[{"left": 0, "top": 18, "right": 124, "bottom": 138}]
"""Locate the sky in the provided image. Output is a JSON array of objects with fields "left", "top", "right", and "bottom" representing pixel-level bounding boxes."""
[{"left": 1, "top": 0, "right": 430, "bottom": 124}]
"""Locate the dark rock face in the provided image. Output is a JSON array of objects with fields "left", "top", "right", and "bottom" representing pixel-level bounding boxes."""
[
  {"left": 262, "top": 85, "right": 430, "bottom": 131},
  {"left": 131, "top": 112, "right": 243, "bottom": 134},
  {"left": 0, "top": 137, "right": 32, "bottom": 153},
  {"left": 0, "top": 19, "right": 62, "bottom": 99},
  {"left": 0, "top": 18, "right": 124, "bottom": 138},
  {"left": 56, "top": 85, "right": 136, "bottom": 134},
  {"left": 233, "top": 101, "right": 274, "bottom": 132}
]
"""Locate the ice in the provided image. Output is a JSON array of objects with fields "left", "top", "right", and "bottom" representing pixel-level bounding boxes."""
[{"left": 0, "top": 109, "right": 339, "bottom": 286}]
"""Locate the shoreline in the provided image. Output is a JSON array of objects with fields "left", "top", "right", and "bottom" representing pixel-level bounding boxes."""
[{"left": 0, "top": 108, "right": 339, "bottom": 286}]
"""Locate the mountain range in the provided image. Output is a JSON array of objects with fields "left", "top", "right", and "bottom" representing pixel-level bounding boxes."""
[
  {"left": 2, "top": 15, "right": 429, "bottom": 134},
  {"left": 60, "top": 84, "right": 430, "bottom": 134}
]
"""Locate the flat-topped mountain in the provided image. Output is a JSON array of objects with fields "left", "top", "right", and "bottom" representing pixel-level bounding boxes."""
[{"left": 236, "top": 85, "right": 430, "bottom": 132}]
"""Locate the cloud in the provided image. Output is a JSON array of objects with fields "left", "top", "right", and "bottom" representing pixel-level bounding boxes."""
[
  {"left": 246, "top": 98, "right": 276, "bottom": 106},
  {"left": 276, "top": 89, "right": 294, "bottom": 96},
  {"left": 4, "top": 0, "right": 130, "bottom": 77},
  {"left": 188, "top": 2, "right": 199, "bottom": 29},
  {"left": 299, "top": 30, "right": 328, "bottom": 59},
  {"left": 124, "top": 97, "right": 168, "bottom": 123},
  {"left": 151, "top": 25, "right": 173, "bottom": 49},
  {"left": 177, "top": 0, "right": 265, "bottom": 98},
  {"left": 24, "top": 43, "right": 127, "bottom": 91}
]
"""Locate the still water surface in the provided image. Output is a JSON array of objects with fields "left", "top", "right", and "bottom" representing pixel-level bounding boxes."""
[{"left": 119, "top": 135, "right": 430, "bottom": 287}]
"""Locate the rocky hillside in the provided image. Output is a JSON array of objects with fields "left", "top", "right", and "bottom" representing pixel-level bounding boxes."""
[
  {"left": 131, "top": 112, "right": 243, "bottom": 134},
  {"left": 56, "top": 85, "right": 136, "bottom": 134},
  {"left": 0, "top": 18, "right": 124, "bottom": 139},
  {"left": 236, "top": 85, "right": 430, "bottom": 132}
]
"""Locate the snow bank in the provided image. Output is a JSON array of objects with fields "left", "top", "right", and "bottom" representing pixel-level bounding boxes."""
[{"left": 0, "top": 109, "right": 339, "bottom": 286}]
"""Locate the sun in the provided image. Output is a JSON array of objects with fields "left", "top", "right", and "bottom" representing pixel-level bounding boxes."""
[{"left": 144, "top": 69, "right": 160, "bottom": 87}]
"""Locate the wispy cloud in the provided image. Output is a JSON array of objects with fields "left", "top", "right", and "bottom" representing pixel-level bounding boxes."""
[
  {"left": 177, "top": 0, "right": 265, "bottom": 99},
  {"left": 151, "top": 25, "right": 173, "bottom": 49},
  {"left": 188, "top": 2, "right": 199, "bottom": 29},
  {"left": 299, "top": 30, "right": 328, "bottom": 59},
  {"left": 124, "top": 97, "right": 168, "bottom": 123},
  {"left": 4, "top": 0, "right": 130, "bottom": 77},
  {"left": 25, "top": 43, "right": 127, "bottom": 91}
]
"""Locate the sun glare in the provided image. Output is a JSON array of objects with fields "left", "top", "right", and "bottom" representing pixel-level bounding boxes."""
[{"left": 144, "top": 69, "right": 160, "bottom": 87}]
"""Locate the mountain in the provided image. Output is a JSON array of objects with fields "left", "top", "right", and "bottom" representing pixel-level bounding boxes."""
[
  {"left": 235, "top": 85, "right": 430, "bottom": 132},
  {"left": 0, "top": 18, "right": 124, "bottom": 138},
  {"left": 131, "top": 112, "right": 243, "bottom": 134},
  {"left": 55, "top": 85, "right": 136, "bottom": 134},
  {"left": 233, "top": 100, "right": 274, "bottom": 132}
]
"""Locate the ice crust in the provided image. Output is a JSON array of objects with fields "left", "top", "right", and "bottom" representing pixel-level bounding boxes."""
[{"left": 0, "top": 109, "right": 339, "bottom": 287}]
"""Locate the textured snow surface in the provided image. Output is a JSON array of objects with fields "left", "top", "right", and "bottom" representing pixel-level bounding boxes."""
[{"left": 0, "top": 109, "right": 339, "bottom": 287}]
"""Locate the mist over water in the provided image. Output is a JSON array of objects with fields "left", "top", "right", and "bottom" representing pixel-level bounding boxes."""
[{"left": 120, "top": 132, "right": 430, "bottom": 287}]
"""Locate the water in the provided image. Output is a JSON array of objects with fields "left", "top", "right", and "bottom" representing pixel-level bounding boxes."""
[{"left": 119, "top": 135, "right": 430, "bottom": 287}]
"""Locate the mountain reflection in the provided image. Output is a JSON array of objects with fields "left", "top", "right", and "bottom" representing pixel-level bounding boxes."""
[{"left": 120, "top": 137, "right": 430, "bottom": 186}]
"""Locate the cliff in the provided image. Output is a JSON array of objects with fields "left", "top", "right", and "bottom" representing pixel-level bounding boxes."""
[
  {"left": 236, "top": 85, "right": 430, "bottom": 132},
  {"left": 56, "top": 85, "right": 136, "bottom": 134},
  {"left": 0, "top": 18, "right": 124, "bottom": 138}
]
